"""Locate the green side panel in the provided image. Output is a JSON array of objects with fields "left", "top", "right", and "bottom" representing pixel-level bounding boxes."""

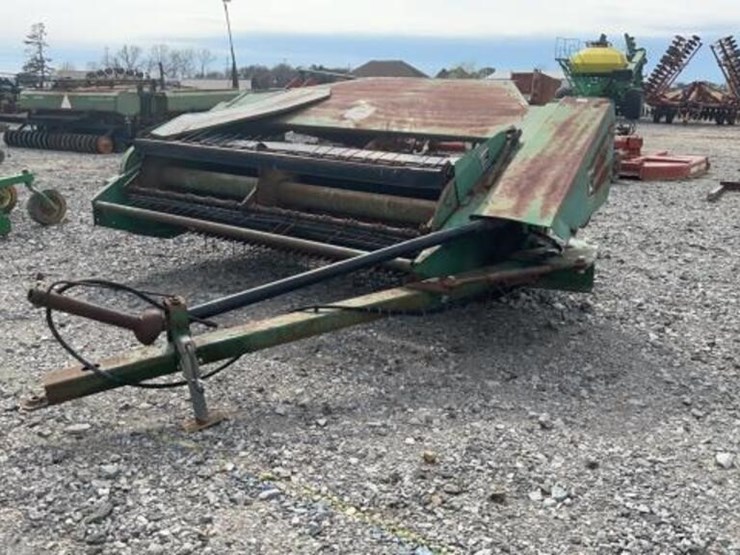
[
  {"left": 19, "top": 90, "right": 141, "bottom": 116},
  {"left": 113, "top": 92, "right": 142, "bottom": 116},
  {"left": 412, "top": 131, "right": 518, "bottom": 279},
  {"left": 410, "top": 231, "right": 516, "bottom": 280},
  {"left": 0, "top": 214, "right": 10, "bottom": 236},
  {"left": 162, "top": 90, "right": 241, "bottom": 113},
  {"left": 475, "top": 97, "right": 614, "bottom": 241},
  {"left": 533, "top": 238, "right": 597, "bottom": 292},
  {"left": 92, "top": 163, "right": 183, "bottom": 238}
]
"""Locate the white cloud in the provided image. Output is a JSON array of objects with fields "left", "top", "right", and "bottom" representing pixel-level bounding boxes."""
[{"left": 3, "top": 0, "right": 739, "bottom": 46}]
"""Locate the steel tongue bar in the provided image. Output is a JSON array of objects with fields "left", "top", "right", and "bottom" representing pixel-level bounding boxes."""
[{"left": 26, "top": 241, "right": 596, "bottom": 409}]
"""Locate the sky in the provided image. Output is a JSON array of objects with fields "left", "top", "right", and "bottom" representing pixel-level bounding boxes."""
[{"left": 1, "top": 0, "right": 739, "bottom": 81}]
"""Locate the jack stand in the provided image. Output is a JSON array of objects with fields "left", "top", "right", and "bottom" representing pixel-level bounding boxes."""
[{"left": 164, "top": 297, "right": 226, "bottom": 432}]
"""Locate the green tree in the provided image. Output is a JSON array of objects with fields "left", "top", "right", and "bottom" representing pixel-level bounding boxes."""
[{"left": 23, "top": 23, "right": 52, "bottom": 88}]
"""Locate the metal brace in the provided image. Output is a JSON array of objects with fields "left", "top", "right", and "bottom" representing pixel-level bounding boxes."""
[{"left": 164, "top": 297, "right": 226, "bottom": 432}]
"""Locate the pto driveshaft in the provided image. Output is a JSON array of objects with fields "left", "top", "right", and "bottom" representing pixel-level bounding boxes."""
[{"left": 29, "top": 219, "right": 492, "bottom": 343}]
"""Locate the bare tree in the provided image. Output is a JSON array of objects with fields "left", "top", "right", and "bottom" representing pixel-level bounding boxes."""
[
  {"left": 115, "top": 45, "right": 144, "bottom": 72},
  {"left": 196, "top": 48, "right": 216, "bottom": 78},
  {"left": 167, "top": 50, "right": 182, "bottom": 80},
  {"left": 22, "top": 23, "right": 52, "bottom": 88},
  {"left": 272, "top": 63, "right": 298, "bottom": 88},
  {"left": 147, "top": 44, "right": 171, "bottom": 79},
  {"left": 178, "top": 49, "right": 196, "bottom": 79}
]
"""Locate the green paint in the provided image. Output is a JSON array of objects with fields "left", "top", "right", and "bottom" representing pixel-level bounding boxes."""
[
  {"left": 41, "top": 244, "right": 597, "bottom": 405},
  {"left": 476, "top": 98, "right": 615, "bottom": 241},
  {"left": 19, "top": 88, "right": 240, "bottom": 119},
  {"left": 557, "top": 34, "right": 646, "bottom": 119},
  {"left": 0, "top": 215, "right": 10, "bottom": 236},
  {"left": 93, "top": 168, "right": 183, "bottom": 238}
]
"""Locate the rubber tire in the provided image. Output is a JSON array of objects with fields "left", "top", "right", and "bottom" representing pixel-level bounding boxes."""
[
  {"left": 27, "top": 189, "right": 67, "bottom": 226},
  {"left": 621, "top": 88, "right": 644, "bottom": 121},
  {"left": 0, "top": 149, "right": 5, "bottom": 165},
  {"left": 0, "top": 185, "right": 17, "bottom": 214},
  {"left": 665, "top": 111, "right": 676, "bottom": 124}
]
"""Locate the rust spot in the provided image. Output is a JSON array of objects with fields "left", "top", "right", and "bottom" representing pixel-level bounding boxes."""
[
  {"left": 282, "top": 78, "right": 530, "bottom": 139},
  {"left": 483, "top": 98, "right": 612, "bottom": 224}
]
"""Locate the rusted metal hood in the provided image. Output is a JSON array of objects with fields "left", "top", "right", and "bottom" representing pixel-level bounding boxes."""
[
  {"left": 476, "top": 97, "right": 614, "bottom": 240},
  {"left": 151, "top": 77, "right": 529, "bottom": 140},
  {"left": 279, "top": 77, "right": 529, "bottom": 140},
  {"left": 151, "top": 87, "right": 331, "bottom": 138}
]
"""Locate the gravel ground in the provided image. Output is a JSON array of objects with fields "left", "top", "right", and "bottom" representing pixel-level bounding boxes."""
[{"left": 0, "top": 122, "right": 738, "bottom": 555}]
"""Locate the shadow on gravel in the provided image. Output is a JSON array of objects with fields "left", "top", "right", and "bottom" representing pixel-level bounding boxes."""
[{"left": 24, "top": 249, "right": 690, "bottom": 453}]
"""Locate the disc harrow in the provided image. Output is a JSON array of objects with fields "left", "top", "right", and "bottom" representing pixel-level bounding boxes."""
[
  {"left": 4, "top": 130, "right": 114, "bottom": 154},
  {"left": 644, "top": 35, "right": 702, "bottom": 102},
  {"left": 711, "top": 36, "right": 740, "bottom": 98}
]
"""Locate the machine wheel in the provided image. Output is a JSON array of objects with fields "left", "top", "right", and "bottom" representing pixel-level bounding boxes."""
[
  {"left": 27, "top": 189, "right": 67, "bottom": 226},
  {"left": 0, "top": 149, "right": 5, "bottom": 165},
  {"left": 665, "top": 111, "right": 676, "bottom": 124},
  {"left": 621, "top": 88, "right": 644, "bottom": 121},
  {"left": 0, "top": 185, "right": 18, "bottom": 213},
  {"left": 96, "top": 136, "right": 114, "bottom": 154}
]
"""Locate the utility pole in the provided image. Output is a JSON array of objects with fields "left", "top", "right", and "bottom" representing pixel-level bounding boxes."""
[{"left": 222, "top": 0, "right": 240, "bottom": 90}]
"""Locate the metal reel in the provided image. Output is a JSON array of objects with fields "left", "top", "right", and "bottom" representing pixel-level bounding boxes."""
[
  {"left": 0, "top": 185, "right": 18, "bottom": 214},
  {"left": 27, "top": 189, "right": 67, "bottom": 226}
]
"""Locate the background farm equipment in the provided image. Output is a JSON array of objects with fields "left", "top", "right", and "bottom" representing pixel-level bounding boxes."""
[
  {"left": 652, "top": 82, "right": 736, "bottom": 125},
  {"left": 24, "top": 77, "right": 616, "bottom": 427},
  {"left": 0, "top": 164, "right": 67, "bottom": 236},
  {"left": 509, "top": 70, "right": 562, "bottom": 105},
  {"left": 3, "top": 71, "right": 240, "bottom": 154},
  {"left": 706, "top": 180, "right": 740, "bottom": 202},
  {"left": 647, "top": 35, "right": 740, "bottom": 125},
  {"left": 556, "top": 33, "right": 710, "bottom": 180},
  {"left": 556, "top": 33, "right": 647, "bottom": 121},
  {"left": 615, "top": 135, "right": 710, "bottom": 180},
  {"left": 0, "top": 74, "right": 24, "bottom": 123}
]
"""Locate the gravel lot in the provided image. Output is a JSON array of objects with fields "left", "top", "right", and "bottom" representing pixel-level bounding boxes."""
[{"left": 0, "top": 122, "right": 738, "bottom": 555}]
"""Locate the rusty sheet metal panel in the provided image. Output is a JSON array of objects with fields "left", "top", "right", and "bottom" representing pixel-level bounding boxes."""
[
  {"left": 151, "top": 87, "right": 331, "bottom": 138},
  {"left": 476, "top": 97, "right": 614, "bottom": 240},
  {"left": 279, "top": 77, "right": 530, "bottom": 140},
  {"left": 511, "top": 71, "right": 562, "bottom": 105}
]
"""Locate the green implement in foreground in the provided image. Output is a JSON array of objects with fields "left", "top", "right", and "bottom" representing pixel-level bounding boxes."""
[{"left": 25, "top": 77, "right": 616, "bottom": 430}]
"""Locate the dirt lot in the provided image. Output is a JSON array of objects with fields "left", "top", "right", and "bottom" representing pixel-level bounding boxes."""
[{"left": 0, "top": 122, "right": 739, "bottom": 555}]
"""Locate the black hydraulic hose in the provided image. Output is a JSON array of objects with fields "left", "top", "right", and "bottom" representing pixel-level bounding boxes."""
[{"left": 189, "top": 219, "right": 492, "bottom": 320}]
